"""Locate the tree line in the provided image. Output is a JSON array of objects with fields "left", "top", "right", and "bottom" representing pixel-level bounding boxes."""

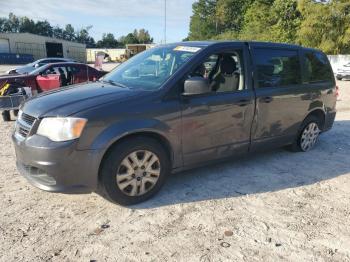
[
  {"left": 187, "top": 0, "right": 350, "bottom": 54},
  {"left": 0, "top": 13, "right": 153, "bottom": 48}
]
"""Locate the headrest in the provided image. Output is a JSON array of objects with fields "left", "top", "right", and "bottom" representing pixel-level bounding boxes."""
[{"left": 220, "top": 55, "right": 237, "bottom": 75}]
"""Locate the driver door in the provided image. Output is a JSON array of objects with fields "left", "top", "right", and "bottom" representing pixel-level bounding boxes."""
[
  {"left": 181, "top": 44, "right": 255, "bottom": 166},
  {"left": 36, "top": 66, "right": 61, "bottom": 91}
]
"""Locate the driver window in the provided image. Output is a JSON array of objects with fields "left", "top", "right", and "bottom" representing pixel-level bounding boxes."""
[
  {"left": 189, "top": 50, "right": 245, "bottom": 93},
  {"left": 45, "top": 66, "right": 69, "bottom": 87}
]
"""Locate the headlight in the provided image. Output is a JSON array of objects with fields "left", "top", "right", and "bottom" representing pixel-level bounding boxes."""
[
  {"left": 17, "top": 109, "right": 23, "bottom": 120},
  {"left": 37, "top": 117, "right": 87, "bottom": 142}
]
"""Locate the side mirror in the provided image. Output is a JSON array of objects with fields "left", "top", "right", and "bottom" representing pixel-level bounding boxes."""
[{"left": 183, "top": 76, "right": 210, "bottom": 96}]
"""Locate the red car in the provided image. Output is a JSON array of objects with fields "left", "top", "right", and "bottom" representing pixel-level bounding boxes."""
[{"left": 0, "top": 62, "right": 107, "bottom": 94}]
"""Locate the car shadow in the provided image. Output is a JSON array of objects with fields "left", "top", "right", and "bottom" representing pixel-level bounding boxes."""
[{"left": 134, "top": 120, "right": 350, "bottom": 209}]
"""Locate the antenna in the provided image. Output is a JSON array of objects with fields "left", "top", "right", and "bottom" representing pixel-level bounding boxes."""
[{"left": 164, "top": 0, "right": 167, "bottom": 44}]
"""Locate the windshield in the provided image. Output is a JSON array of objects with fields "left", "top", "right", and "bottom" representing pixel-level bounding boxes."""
[{"left": 102, "top": 45, "right": 200, "bottom": 90}]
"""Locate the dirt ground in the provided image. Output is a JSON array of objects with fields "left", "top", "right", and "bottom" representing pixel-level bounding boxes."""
[{"left": 1, "top": 76, "right": 350, "bottom": 261}]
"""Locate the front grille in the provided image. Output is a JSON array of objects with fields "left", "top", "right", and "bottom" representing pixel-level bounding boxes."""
[
  {"left": 18, "top": 126, "right": 29, "bottom": 137},
  {"left": 15, "top": 112, "right": 36, "bottom": 139},
  {"left": 21, "top": 113, "right": 36, "bottom": 126}
]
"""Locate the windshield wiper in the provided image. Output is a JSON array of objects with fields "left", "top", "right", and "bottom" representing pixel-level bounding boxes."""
[{"left": 101, "top": 79, "right": 128, "bottom": 88}]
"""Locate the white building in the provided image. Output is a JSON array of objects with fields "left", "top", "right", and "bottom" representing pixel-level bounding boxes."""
[{"left": 0, "top": 32, "right": 86, "bottom": 62}]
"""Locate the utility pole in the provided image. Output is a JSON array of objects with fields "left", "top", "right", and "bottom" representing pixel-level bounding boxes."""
[{"left": 164, "top": 0, "right": 167, "bottom": 44}]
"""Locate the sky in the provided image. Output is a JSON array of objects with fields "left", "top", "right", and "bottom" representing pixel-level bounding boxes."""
[{"left": 0, "top": 0, "right": 196, "bottom": 43}]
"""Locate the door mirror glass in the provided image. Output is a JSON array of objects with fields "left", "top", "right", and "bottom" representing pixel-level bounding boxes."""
[{"left": 183, "top": 76, "right": 210, "bottom": 96}]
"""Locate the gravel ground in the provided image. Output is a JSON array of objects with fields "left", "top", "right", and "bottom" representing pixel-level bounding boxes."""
[{"left": 0, "top": 79, "right": 350, "bottom": 262}]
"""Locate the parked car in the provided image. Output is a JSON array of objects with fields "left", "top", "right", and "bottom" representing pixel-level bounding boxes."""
[
  {"left": 0, "top": 62, "right": 107, "bottom": 95},
  {"left": 336, "top": 62, "right": 350, "bottom": 80},
  {"left": 0, "top": 62, "right": 107, "bottom": 121},
  {"left": 6, "top": 58, "right": 76, "bottom": 75},
  {"left": 13, "top": 41, "right": 337, "bottom": 205}
]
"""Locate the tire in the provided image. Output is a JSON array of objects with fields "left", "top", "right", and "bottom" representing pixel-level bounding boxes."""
[
  {"left": 13, "top": 110, "right": 19, "bottom": 117},
  {"left": 98, "top": 136, "right": 170, "bottom": 205},
  {"left": 336, "top": 76, "right": 342, "bottom": 81},
  {"left": 2, "top": 111, "right": 11, "bottom": 122},
  {"left": 290, "top": 115, "right": 321, "bottom": 152}
]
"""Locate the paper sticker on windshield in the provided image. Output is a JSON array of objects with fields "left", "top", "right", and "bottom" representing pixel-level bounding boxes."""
[{"left": 173, "top": 46, "right": 201, "bottom": 53}]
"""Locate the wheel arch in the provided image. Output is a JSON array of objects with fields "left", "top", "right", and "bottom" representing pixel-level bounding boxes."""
[
  {"left": 304, "top": 108, "right": 326, "bottom": 130},
  {"left": 97, "top": 131, "right": 174, "bottom": 182}
]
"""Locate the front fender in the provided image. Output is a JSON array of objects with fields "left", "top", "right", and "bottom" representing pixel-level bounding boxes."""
[
  {"left": 77, "top": 117, "right": 182, "bottom": 169},
  {"left": 89, "top": 118, "right": 171, "bottom": 150}
]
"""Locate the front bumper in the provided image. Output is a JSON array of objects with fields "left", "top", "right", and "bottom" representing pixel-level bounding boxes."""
[
  {"left": 12, "top": 134, "right": 103, "bottom": 193},
  {"left": 336, "top": 73, "right": 350, "bottom": 79}
]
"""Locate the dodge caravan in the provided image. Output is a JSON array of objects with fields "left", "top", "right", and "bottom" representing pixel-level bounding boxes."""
[{"left": 12, "top": 41, "right": 337, "bottom": 205}]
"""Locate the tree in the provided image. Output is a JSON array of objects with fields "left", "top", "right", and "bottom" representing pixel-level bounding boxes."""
[
  {"left": 52, "top": 26, "right": 64, "bottom": 39},
  {"left": 34, "top": 20, "right": 53, "bottom": 37},
  {"left": 64, "top": 24, "right": 76, "bottom": 41},
  {"left": 120, "top": 33, "right": 139, "bottom": 45},
  {"left": 237, "top": 0, "right": 273, "bottom": 41},
  {"left": 1, "top": 13, "right": 20, "bottom": 32},
  {"left": 0, "top": 13, "right": 96, "bottom": 46},
  {"left": 188, "top": 0, "right": 218, "bottom": 40},
  {"left": 270, "top": 0, "right": 301, "bottom": 43},
  {"left": 297, "top": 0, "right": 350, "bottom": 54},
  {"left": 96, "top": 33, "right": 120, "bottom": 48},
  {"left": 239, "top": 0, "right": 301, "bottom": 43},
  {"left": 216, "top": 0, "right": 254, "bottom": 33},
  {"left": 19, "top": 17, "right": 36, "bottom": 34},
  {"left": 136, "top": 29, "right": 153, "bottom": 43},
  {"left": 76, "top": 26, "right": 95, "bottom": 47},
  {"left": 188, "top": 0, "right": 349, "bottom": 54}
]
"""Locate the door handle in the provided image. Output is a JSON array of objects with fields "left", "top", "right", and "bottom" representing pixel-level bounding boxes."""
[
  {"left": 261, "top": 96, "right": 273, "bottom": 103},
  {"left": 237, "top": 99, "right": 250, "bottom": 107}
]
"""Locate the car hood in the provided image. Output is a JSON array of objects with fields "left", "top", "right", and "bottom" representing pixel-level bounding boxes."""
[
  {"left": 21, "top": 82, "right": 148, "bottom": 118},
  {"left": 10, "top": 65, "right": 33, "bottom": 74}
]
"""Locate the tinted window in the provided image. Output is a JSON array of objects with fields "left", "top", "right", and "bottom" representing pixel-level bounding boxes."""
[
  {"left": 68, "top": 65, "right": 81, "bottom": 73},
  {"left": 255, "top": 48, "right": 301, "bottom": 88},
  {"left": 303, "top": 51, "right": 333, "bottom": 83}
]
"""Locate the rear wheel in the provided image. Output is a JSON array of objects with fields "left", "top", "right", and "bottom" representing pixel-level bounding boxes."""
[
  {"left": 1, "top": 111, "right": 11, "bottom": 122},
  {"left": 291, "top": 116, "right": 321, "bottom": 152},
  {"left": 98, "top": 136, "right": 170, "bottom": 205}
]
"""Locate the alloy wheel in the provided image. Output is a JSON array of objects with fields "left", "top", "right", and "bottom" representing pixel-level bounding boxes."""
[
  {"left": 300, "top": 122, "right": 320, "bottom": 151},
  {"left": 116, "top": 150, "right": 161, "bottom": 196}
]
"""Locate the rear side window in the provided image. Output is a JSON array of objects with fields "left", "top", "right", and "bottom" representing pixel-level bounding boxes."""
[
  {"left": 303, "top": 51, "right": 333, "bottom": 83},
  {"left": 68, "top": 65, "right": 81, "bottom": 73},
  {"left": 254, "top": 48, "right": 301, "bottom": 88}
]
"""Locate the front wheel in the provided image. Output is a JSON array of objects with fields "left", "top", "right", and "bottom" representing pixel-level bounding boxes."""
[
  {"left": 291, "top": 116, "right": 321, "bottom": 152},
  {"left": 1, "top": 111, "right": 11, "bottom": 122},
  {"left": 98, "top": 137, "right": 170, "bottom": 205}
]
